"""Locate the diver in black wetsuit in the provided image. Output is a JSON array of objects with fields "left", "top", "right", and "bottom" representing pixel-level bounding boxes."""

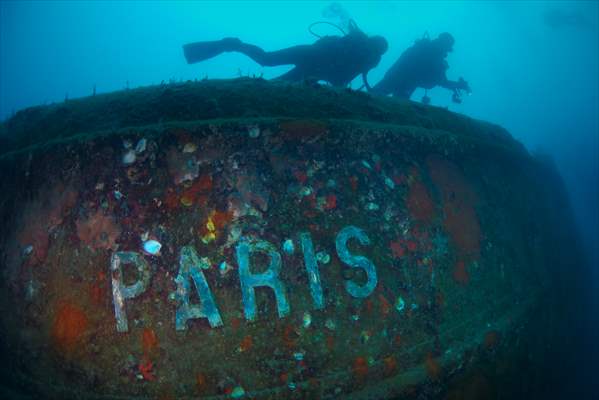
[
  {"left": 371, "top": 32, "right": 471, "bottom": 103},
  {"left": 183, "top": 20, "right": 388, "bottom": 88}
]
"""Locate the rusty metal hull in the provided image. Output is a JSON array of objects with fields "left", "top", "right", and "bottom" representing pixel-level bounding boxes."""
[{"left": 0, "top": 79, "right": 581, "bottom": 399}]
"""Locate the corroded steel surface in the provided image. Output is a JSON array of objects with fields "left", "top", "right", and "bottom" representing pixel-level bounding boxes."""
[{"left": 0, "top": 80, "right": 572, "bottom": 399}]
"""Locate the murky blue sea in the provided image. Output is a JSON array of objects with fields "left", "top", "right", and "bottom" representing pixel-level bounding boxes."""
[{"left": 0, "top": 2, "right": 597, "bottom": 400}]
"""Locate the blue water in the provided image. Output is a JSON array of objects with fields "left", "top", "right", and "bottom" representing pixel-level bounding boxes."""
[{"left": 1, "top": 1, "right": 597, "bottom": 398}]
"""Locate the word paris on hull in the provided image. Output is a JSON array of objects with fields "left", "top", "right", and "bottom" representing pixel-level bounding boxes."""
[{"left": 110, "top": 225, "right": 378, "bottom": 332}]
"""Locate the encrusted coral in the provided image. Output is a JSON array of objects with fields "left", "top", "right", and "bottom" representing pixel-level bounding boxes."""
[
  {"left": 232, "top": 169, "right": 269, "bottom": 212},
  {"left": 180, "top": 174, "right": 212, "bottom": 207},
  {"left": 17, "top": 184, "right": 78, "bottom": 264},
  {"left": 76, "top": 209, "right": 121, "bottom": 250},
  {"left": 167, "top": 147, "right": 199, "bottom": 185}
]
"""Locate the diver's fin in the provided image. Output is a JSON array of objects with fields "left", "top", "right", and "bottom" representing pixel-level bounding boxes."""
[{"left": 183, "top": 38, "right": 241, "bottom": 64}]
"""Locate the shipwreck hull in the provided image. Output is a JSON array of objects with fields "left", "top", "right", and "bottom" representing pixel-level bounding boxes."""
[{"left": 0, "top": 79, "right": 581, "bottom": 399}]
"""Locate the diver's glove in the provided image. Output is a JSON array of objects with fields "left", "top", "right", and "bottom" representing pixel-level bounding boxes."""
[
  {"left": 458, "top": 77, "right": 472, "bottom": 94},
  {"left": 456, "top": 77, "right": 471, "bottom": 94},
  {"left": 452, "top": 77, "right": 471, "bottom": 103}
]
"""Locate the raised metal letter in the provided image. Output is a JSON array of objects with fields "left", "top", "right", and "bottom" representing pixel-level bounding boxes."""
[
  {"left": 299, "top": 232, "right": 324, "bottom": 309},
  {"left": 111, "top": 251, "right": 152, "bottom": 332},
  {"left": 236, "top": 238, "right": 290, "bottom": 321},
  {"left": 335, "top": 226, "right": 378, "bottom": 298},
  {"left": 174, "top": 246, "right": 223, "bottom": 330}
]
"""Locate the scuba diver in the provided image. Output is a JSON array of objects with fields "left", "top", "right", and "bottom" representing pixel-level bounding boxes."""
[
  {"left": 183, "top": 20, "right": 388, "bottom": 88},
  {"left": 370, "top": 32, "right": 471, "bottom": 104}
]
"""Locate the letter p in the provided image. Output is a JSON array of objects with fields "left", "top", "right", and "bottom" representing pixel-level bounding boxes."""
[{"left": 110, "top": 251, "right": 152, "bottom": 332}]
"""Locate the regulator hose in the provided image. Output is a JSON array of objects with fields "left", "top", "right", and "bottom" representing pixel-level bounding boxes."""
[{"left": 308, "top": 21, "right": 346, "bottom": 38}]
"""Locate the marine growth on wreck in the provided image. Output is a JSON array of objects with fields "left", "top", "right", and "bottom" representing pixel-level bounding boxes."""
[{"left": 0, "top": 79, "right": 582, "bottom": 399}]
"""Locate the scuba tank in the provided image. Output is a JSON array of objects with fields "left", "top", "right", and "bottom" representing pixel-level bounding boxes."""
[{"left": 422, "top": 89, "right": 431, "bottom": 105}]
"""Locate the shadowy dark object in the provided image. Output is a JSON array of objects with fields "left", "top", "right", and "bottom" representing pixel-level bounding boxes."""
[
  {"left": 544, "top": 8, "right": 592, "bottom": 30},
  {"left": 371, "top": 32, "right": 470, "bottom": 103},
  {"left": 182, "top": 20, "right": 388, "bottom": 88}
]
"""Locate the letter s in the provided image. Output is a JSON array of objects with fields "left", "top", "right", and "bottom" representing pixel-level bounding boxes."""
[{"left": 335, "top": 226, "right": 378, "bottom": 298}]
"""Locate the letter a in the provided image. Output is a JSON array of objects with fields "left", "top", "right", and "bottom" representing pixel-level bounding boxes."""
[{"left": 174, "top": 246, "right": 223, "bottom": 330}]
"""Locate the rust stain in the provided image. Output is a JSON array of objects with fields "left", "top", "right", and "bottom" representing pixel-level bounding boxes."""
[
  {"left": 195, "top": 372, "right": 208, "bottom": 394},
  {"left": 308, "top": 378, "right": 320, "bottom": 390},
  {"left": 425, "top": 352, "right": 441, "bottom": 380},
  {"left": 326, "top": 335, "right": 335, "bottom": 351},
  {"left": 211, "top": 209, "right": 234, "bottom": 230},
  {"left": 378, "top": 293, "right": 392, "bottom": 316},
  {"left": 239, "top": 335, "right": 253, "bottom": 352},
  {"left": 406, "top": 180, "right": 435, "bottom": 223},
  {"left": 283, "top": 324, "right": 298, "bottom": 349},
  {"left": 352, "top": 356, "right": 369, "bottom": 380},
  {"left": 383, "top": 355, "right": 398, "bottom": 377},
  {"left": 163, "top": 189, "right": 180, "bottom": 211},
  {"left": 89, "top": 283, "right": 105, "bottom": 306},
  {"left": 142, "top": 327, "right": 159, "bottom": 356},
  {"left": 427, "top": 154, "right": 481, "bottom": 285},
  {"left": 453, "top": 260, "right": 470, "bottom": 285},
  {"left": 324, "top": 193, "right": 337, "bottom": 210},
  {"left": 52, "top": 301, "right": 88, "bottom": 352},
  {"left": 279, "top": 372, "right": 288, "bottom": 384},
  {"left": 484, "top": 330, "right": 500, "bottom": 350},
  {"left": 182, "top": 174, "right": 213, "bottom": 204},
  {"left": 349, "top": 175, "right": 359, "bottom": 192},
  {"left": 293, "top": 170, "right": 308, "bottom": 184},
  {"left": 390, "top": 240, "right": 405, "bottom": 259},
  {"left": 394, "top": 334, "right": 402, "bottom": 347},
  {"left": 230, "top": 316, "right": 242, "bottom": 332}
]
